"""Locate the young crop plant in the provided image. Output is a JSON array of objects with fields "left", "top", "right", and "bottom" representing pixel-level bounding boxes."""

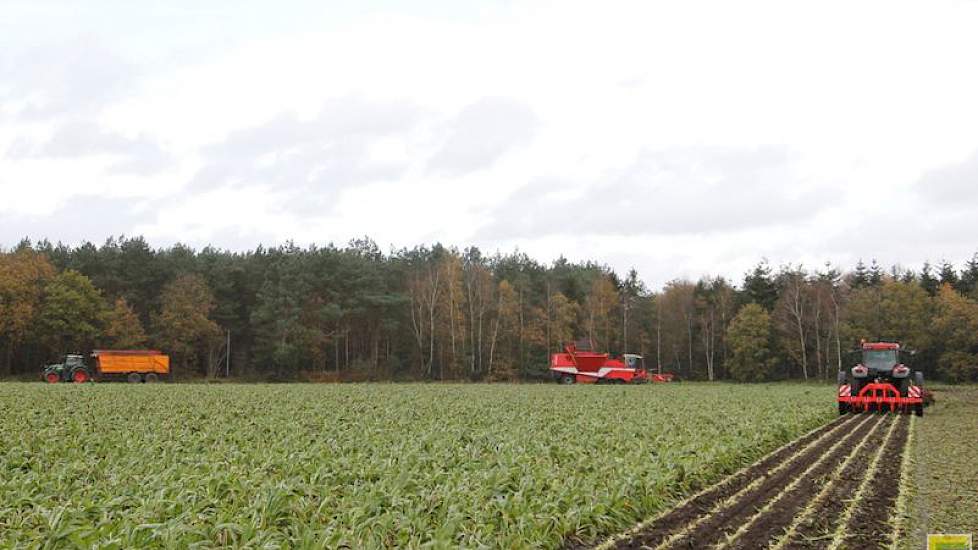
[{"left": 0, "top": 383, "right": 833, "bottom": 548}]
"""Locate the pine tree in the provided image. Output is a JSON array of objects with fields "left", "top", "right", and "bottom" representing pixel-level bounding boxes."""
[
  {"left": 868, "top": 259, "right": 884, "bottom": 287},
  {"left": 742, "top": 261, "right": 778, "bottom": 310},
  {"left": 850, "top": 260, "right": 869, "bottom": 289},
  {"left": 959, "top": 252, "right": 978, "bottom": 296},
  {"left": 920, "top": 262, "right": 939, "bottom": 296},
  {"left": 938, "top": 259, "right": 959, "bottom": 289}
]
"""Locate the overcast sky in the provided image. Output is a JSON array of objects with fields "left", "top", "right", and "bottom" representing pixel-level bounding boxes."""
[{"left": 3, "top": 0, "right": 978, "bottom": 289}]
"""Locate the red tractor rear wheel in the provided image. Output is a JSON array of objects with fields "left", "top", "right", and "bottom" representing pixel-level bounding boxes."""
[
  {"left": 45, "top": 372, "right": 60, "bottom": 384},
  {"left": 72, "top": 369, "right": 89, "bottom": 383}
]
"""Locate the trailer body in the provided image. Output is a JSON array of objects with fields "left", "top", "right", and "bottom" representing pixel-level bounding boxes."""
[{"left": 93, "top": 350, "right": 170, "bottom": 376}]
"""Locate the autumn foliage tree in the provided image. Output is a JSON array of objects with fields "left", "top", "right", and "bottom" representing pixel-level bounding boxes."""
[
  {"left": 933, "top": 284, "right": 978, "bottom": 382},
  {"left": 152, "top": 273, "right": 222, "bottom": 377},
  {"left": 585, "top": 276, "right": 619, "bottom": 351},
  {"left": 34, "top": 270, "right": 107, "bottom": 358},
  {"left": 727, "top": 304, "right": 776, "bottom": 382},
  {"left": 0, "top": 250, "right": 55, "bottom": 373},
  {"left": 103, "top": 297, "right": 147, "bottom": 349},
  {"left": 844, "top": 280, "right": 934, "bottom": 350}
]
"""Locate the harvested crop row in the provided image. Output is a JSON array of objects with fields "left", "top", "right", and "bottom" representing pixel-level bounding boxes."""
[
  {"left": 662, "top": 415, "right": 882, "bottom": 549},
  {"left": 738, "top": 415, "right": 898, "bottom": 550},
  {"left": 604, "top": 414, "right": 914, "bottom": 550},
  {"left": 590, "top": 414, "right": 859, "bottom": 550},
  {"left": 605, "top": 414, "right": 875, "bottom": 549},
  {"left": 831, "top": 415, "right": 911, "bottom": 549},
  {"left": 774, "top": 416, "right": 902, "bottom": 549}
]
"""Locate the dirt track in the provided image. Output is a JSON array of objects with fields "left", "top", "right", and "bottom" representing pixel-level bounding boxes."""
[{"left": 593, "top": 413, "right": 913, "bottom": 550}]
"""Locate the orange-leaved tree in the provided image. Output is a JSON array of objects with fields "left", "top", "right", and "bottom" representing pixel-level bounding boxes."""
[{"left": 152, "top": 273, "right": 222, "bottom": 377}]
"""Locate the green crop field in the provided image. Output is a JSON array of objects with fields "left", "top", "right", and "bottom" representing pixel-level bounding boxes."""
[{"left": 0, "top": 383, "right": 832, "bottom": 548}]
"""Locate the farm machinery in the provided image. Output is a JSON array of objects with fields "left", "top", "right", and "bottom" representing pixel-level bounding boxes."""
[
  {"left": 837, "top": 341, "right": 925, "bottom": 416},
  {"left": 549, "top": 341, "right": 651, "bottom": 384},
  {"left": 42, "top": 354, "right": 92, "bottom": 383},
  {"left": 43, "top": 350, "right": 170, "bottom": 383}
]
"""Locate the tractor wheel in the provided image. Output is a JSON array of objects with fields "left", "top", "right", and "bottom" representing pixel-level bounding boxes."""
[
  {"left": 71, "top": 368, "right": 89, "bottom": 384},
  {"left": 144, "top": 373, "right": 159, "bottom": 383},
  {"left": 838, "top": 402, "right": 849, "bottom": 415},
  {"left": 560, "top": 374, "right": 575, "bottom": 385},
  {"left": 914, "top": 402, "right": 924, "bottom": 417},
  {"left": 837, "top": 371, "right": 847, "bottom": 385},
  {"left": 914, "top": 371, "right": 924, "bottom": 388},
  {"left": 45, "top": 372, "right": 60, "bottom": 384},
  {"left": 127, "top": 372, "right": 143, "bottom": 384}
]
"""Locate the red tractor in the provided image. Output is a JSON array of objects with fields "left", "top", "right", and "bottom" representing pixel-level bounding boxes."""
[
  {"left": 550, "top": 341, "right": 649, "bottom": 384},
  {"left": 837, "top": 341, "right": 925, "bottom": 416}
]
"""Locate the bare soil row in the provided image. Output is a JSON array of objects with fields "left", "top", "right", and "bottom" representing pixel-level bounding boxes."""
[{"left": 592, "top": 413, "right": 912, "bottom": 550}]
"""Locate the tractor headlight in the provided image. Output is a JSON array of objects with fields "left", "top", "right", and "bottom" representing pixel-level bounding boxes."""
[{"left": 851, "top": 365, "right": 868, "bottom": 378}]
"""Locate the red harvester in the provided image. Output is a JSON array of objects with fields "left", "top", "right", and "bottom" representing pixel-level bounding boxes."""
[
  {"left": 549, "top": 341, "right": 650, "bottom": 384},
  {"left": 837, "top": 341, "right": 925, "bottom": 416}
]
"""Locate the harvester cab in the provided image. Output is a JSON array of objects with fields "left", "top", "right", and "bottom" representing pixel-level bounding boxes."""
[
  {"left": 623, "top": 354, "right": 644, "bottom": 370},
  {"left": 837, "top": 341, "right": 924, "bottom": 416},
  {"left": 42, "top": 354, "right": 91, "bottom": 384}
]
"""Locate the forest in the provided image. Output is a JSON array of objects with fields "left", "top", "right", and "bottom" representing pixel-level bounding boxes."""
[{"left": 1, "top": 236, "right": 977, "bottom": 383}]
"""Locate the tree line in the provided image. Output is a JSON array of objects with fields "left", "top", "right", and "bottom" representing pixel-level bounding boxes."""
[{"left": 1, "top": 236, "right": 977, "bottom": 383}]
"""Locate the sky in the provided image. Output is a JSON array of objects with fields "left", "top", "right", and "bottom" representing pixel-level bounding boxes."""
[{"left": 2, "top": 0, "right": 978, "bottom": 289}]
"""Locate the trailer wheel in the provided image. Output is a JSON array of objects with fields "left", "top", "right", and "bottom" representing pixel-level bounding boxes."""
[
  {"left": 559, "top": 374, "right": 575, "bottom": 385},
  {"left": 144, "top": 373, "right": 159, "bottom": 383},
  {"left": 127, "top": 372, "right": 143, "bottom": 383},
  {"left": 45, "top": 372, "right": 60, "bottom": 384},
  {"left": 71, "top": 369, "right": 89, "bottom": 383}
]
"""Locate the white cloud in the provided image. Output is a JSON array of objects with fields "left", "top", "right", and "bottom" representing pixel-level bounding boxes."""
[{"left": 3, "top": 0, "right": 978, "bottom": 286}]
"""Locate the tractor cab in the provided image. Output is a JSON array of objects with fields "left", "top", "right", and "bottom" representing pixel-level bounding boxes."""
[
  {"left": 852, "top": 342, "right": 911, "bottom": 381},
  {"left": 64, "top": 354, "right": 85, "bottom": 369},
  {"left": 861, "top": 344, "right": 899, "bottom": 374},
  {"left": 622, "top": 354, "right": 644, "bottom": 370}
]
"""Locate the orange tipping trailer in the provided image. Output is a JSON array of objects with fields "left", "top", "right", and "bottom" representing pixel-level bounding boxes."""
[{"left": 92, "top": 350, "right": 170, "bottom": 383}]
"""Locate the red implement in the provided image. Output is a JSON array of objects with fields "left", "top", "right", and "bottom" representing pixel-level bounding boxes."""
[{"left": 838, "top": 381, "right": 924, "bottom": 415}]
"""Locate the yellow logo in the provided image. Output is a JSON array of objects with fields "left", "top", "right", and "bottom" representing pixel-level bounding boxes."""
[{"left": 928, "top": 534, "right": 973, "bottom": 550}]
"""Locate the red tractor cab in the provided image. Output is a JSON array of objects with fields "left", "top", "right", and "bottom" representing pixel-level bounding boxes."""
[{"left": 550, "top": 342, "right": 649, "bottom": 384}]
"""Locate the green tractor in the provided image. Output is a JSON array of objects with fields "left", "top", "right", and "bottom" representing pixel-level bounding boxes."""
[{"left": 42, "top": 354, "right": 92, "bottom": 383}]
